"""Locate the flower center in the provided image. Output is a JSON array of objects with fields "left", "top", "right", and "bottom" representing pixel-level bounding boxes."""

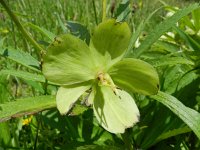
[{"left": 97, "top": 72, "right": 119, "bottom": 95}]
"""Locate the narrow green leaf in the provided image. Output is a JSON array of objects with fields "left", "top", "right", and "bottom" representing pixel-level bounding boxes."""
[
  {"left": 133, "top": 3, "right": 199, "bottom": 57},
  {"left": 125, "top": 7, "right": 164, "bottom": 57},
  {"left": 155, "top": 126, "right": 191, "bottom": 144},
  {"left": 151, "top": 91, "right": 200, "bottom": 140},
  {"left": 93, "top": 86, "right": 139, "bottom": 133},
  {"left": 0, "top": 95, "right": 56, "bottom": 123},
  {"left": 91, "top": 19, "right": 131, "bottom": 59},
  {"left": 56, "top": 13, "right": 68, "bottom": 33},
  {"left": 149, "top": 57, "right": 194, "bottom": 67},
  {"left": 173, "top": 26, "right": 200, "bottom": 51},
  {"left": 115, "top": 0, "right": 130, "bottom": 22},
  {"left": 56, "top": 82, "right": 91, "bottom": 115},
  {"left": 25, "top": 22, "right": 56, "bottom": 41},
  {"left": 109, "top": 58, "right": 159, "bottom": 95},
  {"left": 0, "top": 69, "right": 45, "bottom": 83},
  {"left": 155, "top": 40, "right": 180, "bottom": 53},
  {"left": 0, "top": 47, "right": 40, "bottom": 72},
  {"left": 192, "top": 7, "right": 200, "bottom": 30}
]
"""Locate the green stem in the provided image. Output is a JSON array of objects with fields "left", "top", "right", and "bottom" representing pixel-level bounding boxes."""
[
  {"left": 0, "top": 0, "right": 44, "bottom": 52},
  {"left": 92, "top": 0, "right": 98, "bottom": 25},
  {"left": 102, "top": 0, "right": 107, "bottom": 22}
]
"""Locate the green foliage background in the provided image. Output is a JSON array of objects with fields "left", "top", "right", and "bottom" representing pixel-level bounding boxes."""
[{"left": 0, "top": 0, "right": 200, "bottom": 149}]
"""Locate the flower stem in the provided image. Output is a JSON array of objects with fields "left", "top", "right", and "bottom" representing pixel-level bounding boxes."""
[
  {"left": 92, "top": 0, "right": 98, "bottom": 25},
  {"left": 0, "top": 0, "right": 44, "bottom": 52},
  {"left": 102, "top": 0, "right": 107, "bottom": 22}
]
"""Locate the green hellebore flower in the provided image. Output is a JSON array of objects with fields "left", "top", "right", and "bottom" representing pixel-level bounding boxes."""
[{"left": 42, "top": 19, "right": 159, "bottom": 134}]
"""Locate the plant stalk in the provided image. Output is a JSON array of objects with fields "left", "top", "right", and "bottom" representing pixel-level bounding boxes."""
[
  {"left": 92, "top": 0, "right": 98, "bottom": 25},
  {"left": 102, "top": 0, "right": 107, "bottom": 22},
  {"left": 0, "top": 0, "right": 44, "bottom": 52}
]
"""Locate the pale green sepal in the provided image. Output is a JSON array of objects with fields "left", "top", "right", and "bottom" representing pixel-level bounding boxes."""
[
  {"left": 108, "top": 58, "right": 159, "bottom": 95},
  {"left": 93, "top": 86, "right": 140, "bottom": 133},
  {"left": 42, "top": 34, "right": 96, "bottom": 85},
  {"left": 91, "top": 19, "right": 131, "bottom": 59},
  {"left": 56, "top": 83, "right": 92, "bottom": 115}
]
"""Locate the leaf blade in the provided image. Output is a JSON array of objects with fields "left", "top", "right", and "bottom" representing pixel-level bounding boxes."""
[
  {"left": 0, "top": 95, "right": 56, "bottom": 123},
  {"left": 151, "top": 91, "right": 200, "bottom": 140}
]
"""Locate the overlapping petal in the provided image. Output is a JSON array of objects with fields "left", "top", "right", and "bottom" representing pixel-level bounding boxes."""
[
  {"left": 42, "top": 34, "right": 97, "bottom": 85},
  {"left": 93, "top": 85, "right": 140, "bottom": 133},
  {"left": 108, "top": 58, "right": 159, "bottom": 95},
  {"left": 56, "top": 82, "right": 92, "bottom": 115},
  {"left": 91, "top": 19, "right": 131, "bottom": 59}
]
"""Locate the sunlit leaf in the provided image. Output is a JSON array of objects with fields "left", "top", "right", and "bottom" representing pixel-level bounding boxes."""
[
  {"left": 151, "top": 91, "right": 200, "bottom": 140},
  {"left": 109, "top": 58, "right": 159, "bottom": 95},
  {"left": 91, "top": 19, "right": 131, "bottom": 59},
  {"left": 173, "top": 26, "right": 200, "bottom": 51},
  {"left": 0, "top": 95, "right": 56, "bottom": 123},
  {"left": 93, "top": 86, "right": 139, "bottom": 133},
  {"left": 0, "top": 69, "right": 45, "bottom": 83},
  {"left": 115, "top": 0, "right": 130, "bottom": 22},
  {"left": 149, "top": 57, "right": 194, "bottom": 67},
  {"left": 56, "top": 82, "right": 92, "bottom": 115},
  {"left": 0, "top": 47, "right": 40, "bottom": 72}
]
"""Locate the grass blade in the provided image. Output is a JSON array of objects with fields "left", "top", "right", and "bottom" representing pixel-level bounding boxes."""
[
  {"left": 151, "top": 91, "right": 200, "bottom": 140},
  {"left": 0, "top": 70, "right": 45, "bottom": 83}
]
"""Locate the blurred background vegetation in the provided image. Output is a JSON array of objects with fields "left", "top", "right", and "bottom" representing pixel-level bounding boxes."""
[{"left": 0, "top": 0, "right": 200, "bottom": 149}]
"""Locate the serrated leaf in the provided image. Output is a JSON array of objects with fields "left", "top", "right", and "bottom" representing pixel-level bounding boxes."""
[
  {"left": 93, "top": 86, "right": 139, "bottom": 133},
  {"left": 42, "top": 34, "right": 97, "bottom": 85},
  {"left": 56, "top": 82, "right": 92, "bottom": 115},
  {"left": 109, "top": 58, "right": 159, "bottom": 95},
  {"left": 0, "top": 95, "right": 56, "bottom": 123},
  {"left": 151, "top": 91, "right": 200, "bottom": 140},
  {"left": 133, "top": 3, "right": 199, "bottom": 57},
  {"left": 91, "top": 19, "right": 131, "bottom": 59},
  {"left": 0, "top": 47, "right": 40, "bottom": 72}
]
